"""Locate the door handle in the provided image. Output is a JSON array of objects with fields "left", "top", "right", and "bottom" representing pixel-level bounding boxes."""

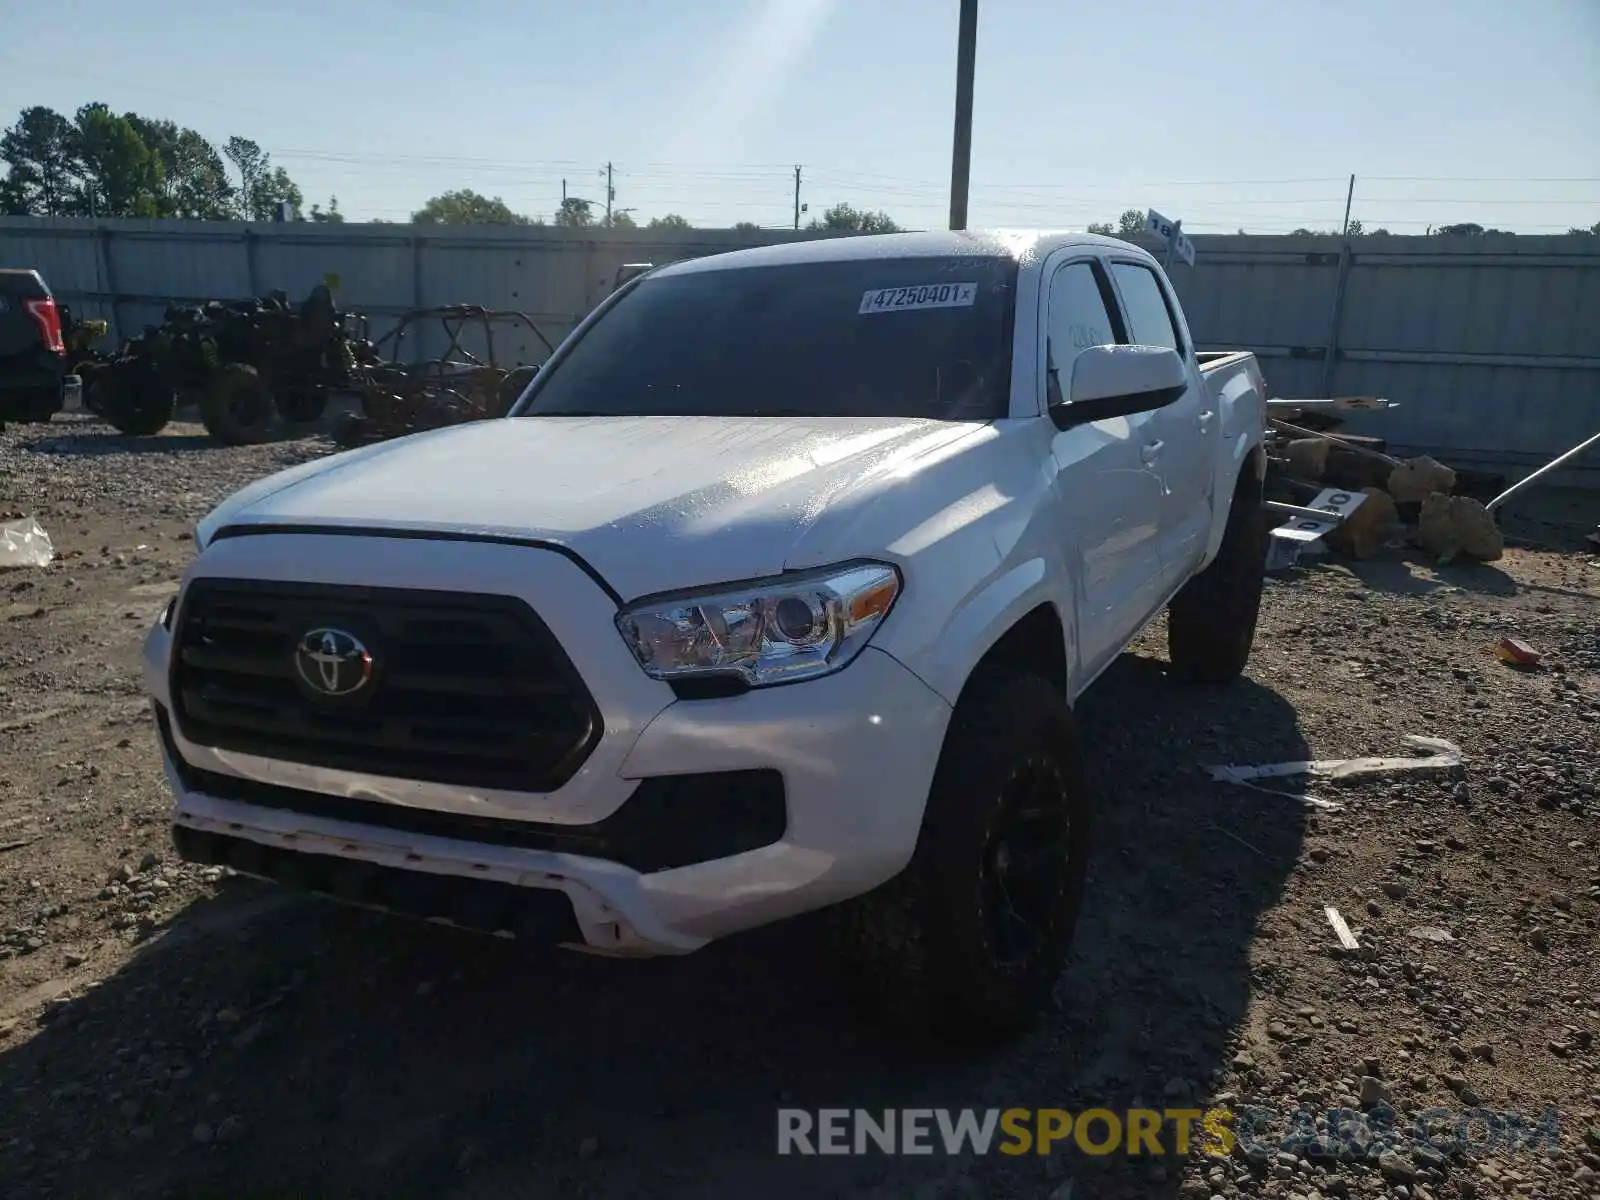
[
  {"left": 1197, "top": 409, "right": 1216, "bottom": 433},
  {"left": 1140, "top": 440, "right": 1165, "bottom": 464}
]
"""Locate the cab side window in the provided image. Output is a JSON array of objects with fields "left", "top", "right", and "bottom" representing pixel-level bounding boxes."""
[
  {"left": 1045, "top": 262, "right": 1121, "bottom": 407},
  {"left": 1109, "top": 262, "right": 1183, "bottom": 354}
]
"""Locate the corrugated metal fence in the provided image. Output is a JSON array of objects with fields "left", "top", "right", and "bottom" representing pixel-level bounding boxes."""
[
  {"left": 3, "top": 217, "right": 1596, "bottom": 483},
  {"left": 1167, "top": 233, "right": 1599, "bottom": 483}
]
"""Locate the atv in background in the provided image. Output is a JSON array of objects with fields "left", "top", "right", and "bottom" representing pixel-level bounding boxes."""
[
  {"left": 61, "top": 307, "right": 109, "bottom": 359},
  {"left": 74, "top": 284, "right": 370, "bottom": 444},
  {"left": 331, "top": 304, "right": 553, "bottom": 447}
]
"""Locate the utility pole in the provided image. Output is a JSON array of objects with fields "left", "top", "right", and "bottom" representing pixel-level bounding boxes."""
[
  {"left": 1339, "top": 173, "right": 1356, "bottom": 238},
  {"left": 794, "top": 164, "right": 802, "bottom": 230},
  {"left": 604, "top": 162, "right": 614, "bottom": 226},
  {"left": 948, "top": 0, "right": 978, "bottom": 230},
  {"left": 562, "top": 179, "right": 567, "bottom": 204}
]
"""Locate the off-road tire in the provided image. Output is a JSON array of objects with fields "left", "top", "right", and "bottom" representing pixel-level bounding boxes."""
[
  {"left": 87, "top": 370, "right": 175, "bottom": 437},
  {"left": 829, "top": 667, "right": 1090, "bottom": 1044},
  {"left": 199, "top": 364, "right": 276, "bottom": 446},
  {"left": 276, "top": 389, "right": 328, "bottom": 426},
  {"left": 1167, "top": 470, "right": 1269, "bottom": 683}
]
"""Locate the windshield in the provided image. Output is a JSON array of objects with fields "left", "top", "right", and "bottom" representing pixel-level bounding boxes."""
[{"left": 516, "top": 255, "right": 1017, "bottom": 420}]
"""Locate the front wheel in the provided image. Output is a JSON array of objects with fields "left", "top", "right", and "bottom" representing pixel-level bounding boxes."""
[
  {"left": 830, "top": 667, "right": 1090, "bottom": 1044},
  {"left": 199, "top": 364, "right": 275, "bottom": 446},
  {"left": 1167, "top": 470, "right": 1269, "bottom": 683}
]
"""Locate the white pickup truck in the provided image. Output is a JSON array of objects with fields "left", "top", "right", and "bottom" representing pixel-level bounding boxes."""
[{"left": 144, "top": 231, "right": 1269, "bottom": 1040}]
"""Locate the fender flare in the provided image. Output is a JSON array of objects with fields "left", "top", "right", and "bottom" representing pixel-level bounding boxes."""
[
  {"left": 909, "top": 555, "right": 1067, "bottom": 706},
  {"left": 1202, "top": 434, "right": 1267, "bottom": 564}
]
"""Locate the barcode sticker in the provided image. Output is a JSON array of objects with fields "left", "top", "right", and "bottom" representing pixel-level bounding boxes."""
[{"left": 859, "top": 282, "right": 978, "bottom": 314}]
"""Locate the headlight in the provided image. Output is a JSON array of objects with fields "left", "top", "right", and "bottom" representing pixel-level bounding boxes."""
[{"left": 615, "top": 562, "right": 901, "bottom": 688}]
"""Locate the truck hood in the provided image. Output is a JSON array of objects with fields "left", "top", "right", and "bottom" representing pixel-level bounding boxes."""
[{"left": 199, "top": 415, "right": 985, "bottom": 600}]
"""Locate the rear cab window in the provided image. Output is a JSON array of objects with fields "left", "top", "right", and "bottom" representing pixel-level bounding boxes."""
[
  {"left": 1108, "top": 262, "right": 1185, "bottom": 354},
  {"left": 518, "top": 255, "right": 1019, "bottom": 421}
]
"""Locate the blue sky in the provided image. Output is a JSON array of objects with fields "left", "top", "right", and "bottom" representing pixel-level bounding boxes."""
[{"left": 3, "top": 0, "right": 1597, "bottom": 232}]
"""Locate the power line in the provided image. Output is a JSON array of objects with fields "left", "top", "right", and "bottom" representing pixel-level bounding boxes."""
[{"left": 1364, "top": 175, "right": 1600, "bottom": 183}]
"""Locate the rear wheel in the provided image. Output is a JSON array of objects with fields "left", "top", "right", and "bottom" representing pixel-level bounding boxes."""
[
  {"left": 0, "top": 385, "right": 63, "bottom": 424},
  {"left": 830, "top": 667, "right": 1090, "bottom": 1044},
  {"left": 199, "top": 364, "right": 275, "bottom": 445},
  {"left": 1167, "top": 470, "right": 1269, "bottom": 683},
  {"left": 86, "top": 370, "right": 175, "bottom": 437}
]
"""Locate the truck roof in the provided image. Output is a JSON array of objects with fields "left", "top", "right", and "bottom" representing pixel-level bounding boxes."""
[
  {"left": 0, "top": 268, "right": 50, "bottom": 295},
  {"left": 651, "top": 229, "right": 1146, "bottom": 278}
]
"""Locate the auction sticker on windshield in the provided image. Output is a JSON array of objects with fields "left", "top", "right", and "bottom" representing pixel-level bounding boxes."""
[{"left": 858, "top": 283, "right": 978, "bottom": 314}]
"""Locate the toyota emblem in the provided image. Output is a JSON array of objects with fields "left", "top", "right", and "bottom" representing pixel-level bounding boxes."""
[{"left": 294, "top": 627, "right": 374, "bottom": 698}]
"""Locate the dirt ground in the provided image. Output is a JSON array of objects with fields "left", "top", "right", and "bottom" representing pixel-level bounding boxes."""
[{"left": 2, "top": 416, "right": 1598, "bottom": 1200}]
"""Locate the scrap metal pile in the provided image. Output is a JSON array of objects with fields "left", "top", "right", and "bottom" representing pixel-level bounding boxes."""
[
  {"left": 1261, "top": 396, "right": 1510, "bottom": 568},
  {"left": 67, "top": 285, "right": 368, "bottom": 445},
  {"left": 330, "top": 305, "right": 555, "bottom": 448}
]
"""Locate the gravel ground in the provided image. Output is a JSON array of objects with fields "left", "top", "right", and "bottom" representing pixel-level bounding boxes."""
[{"left": 1, "top": 415, "right": 1598, "bottom": 1200}]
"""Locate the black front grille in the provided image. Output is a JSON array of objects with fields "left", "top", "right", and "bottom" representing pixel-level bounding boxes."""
[{"left": 170, "top": 579, "right": 602, "bottom": 791}]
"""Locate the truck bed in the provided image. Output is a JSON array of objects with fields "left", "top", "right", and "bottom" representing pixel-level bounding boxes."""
[
  {"left": 1196, "top": 350, "right": 1256, "bottom": 373},
  {"left": 1196, "top": 349, "right": 1264, "bottom": 409}
]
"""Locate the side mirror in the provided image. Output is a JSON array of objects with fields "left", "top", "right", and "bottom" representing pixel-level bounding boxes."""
[{"left": 1052, "top": 344, "right": 1187, "bottom": 428}]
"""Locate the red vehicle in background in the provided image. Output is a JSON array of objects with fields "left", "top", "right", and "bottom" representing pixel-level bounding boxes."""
[{"left": 0, "top": 268, "right": 78, "bottom": 431}]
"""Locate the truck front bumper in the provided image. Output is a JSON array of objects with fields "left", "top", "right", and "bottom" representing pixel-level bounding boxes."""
[{"left": 144, "top": 533, "right": 952, "bottom": 957}]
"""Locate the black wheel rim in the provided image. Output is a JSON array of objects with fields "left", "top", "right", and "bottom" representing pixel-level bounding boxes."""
[{"left": 980, "top": 754, "right": 1071, "bottom": 969}]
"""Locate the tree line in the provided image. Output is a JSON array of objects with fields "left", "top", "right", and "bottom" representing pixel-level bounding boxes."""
[
  {"left": 0, "top": 104, "right": 339, "bottom": 222},
  {"left": 0, "top": 104, "right": 908, "bottom": 232},
  {"left": 410, "top": 191, "right": 902, "bottom": 234},
  {"left": 1088, "top": 207, "right": 1599, "bottom": 238},
  {"left": 408, "top": 190, "right": 694, "bottom": 228}
]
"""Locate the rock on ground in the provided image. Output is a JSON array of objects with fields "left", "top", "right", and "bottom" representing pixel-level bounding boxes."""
[{"left": 1418, "top": 491, "right": 1507, "bottom": 562}]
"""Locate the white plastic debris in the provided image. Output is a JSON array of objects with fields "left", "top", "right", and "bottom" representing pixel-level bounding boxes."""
[
  {"left": 0, "top": 517, "right": 54, "bottom": 569},
  {"left": 1206, "top": 735, "right": 1464, "bottom": 786},
  {"left": 1325, "top": 906, "right": 1360, "bottom": 952},
  {"left": 1218, "top": 777, "right": 1344, "bottom": 810}
]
